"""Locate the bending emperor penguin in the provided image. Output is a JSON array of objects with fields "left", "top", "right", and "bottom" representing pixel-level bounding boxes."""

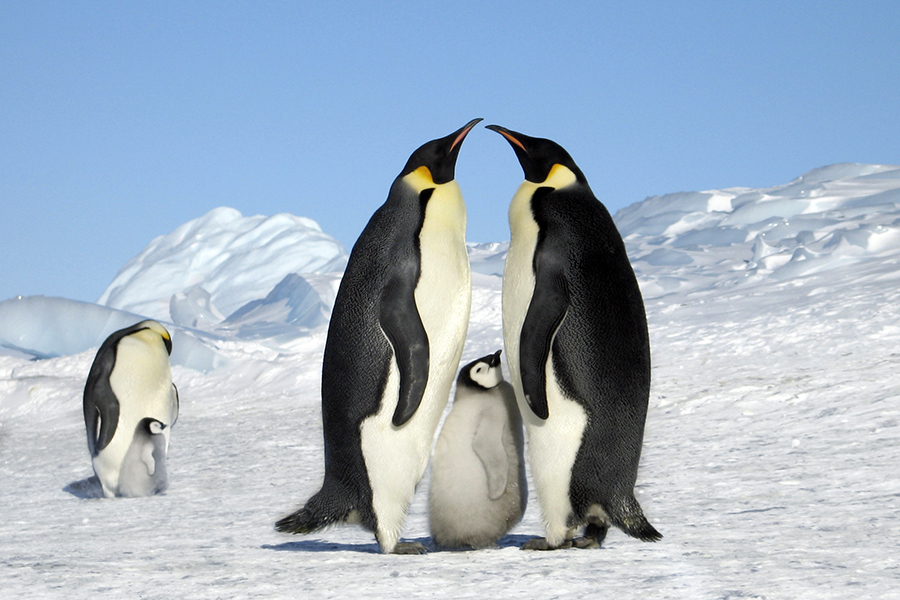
[
  {"left": 429, "top": 350, "right": 527, "bottom": 549},
  {"left": 487, "top": 125, "right": 661, "bottom": 549},
  {"left": 83, "top": 320, "right": 179, "bottom": 498},
  {"left": 276, "top": 119, "right": 480, "bottom": 554}
]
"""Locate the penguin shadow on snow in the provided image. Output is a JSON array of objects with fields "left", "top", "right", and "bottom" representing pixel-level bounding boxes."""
[
  {"left": 262, "top": 535, "right": 530, "bottom": 554},
  {"left": 263, "top": 537, "right": 429, "bottom": 554},
  {"left": 64, "top": 475, "right": 174, "bottom": 500},
  {"left": 63, "top": 475, "right": 106, "bottom": 499}
]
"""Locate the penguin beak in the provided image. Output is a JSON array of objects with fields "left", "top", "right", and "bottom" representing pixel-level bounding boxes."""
[
  {"left": 402, "top": 118, "right": 483, "bottom": 185},
  {"left": 449, "top": 118, "right": 483, "bottom": 153},
  {"left": 487, "top": 124, "right": 565, "bottom": 184},
  {"left": 485, "top": 125, "right": 527, "bottom": 154},
  {"left": 489, "top": 349, "right": 502, "bottom": 367}
]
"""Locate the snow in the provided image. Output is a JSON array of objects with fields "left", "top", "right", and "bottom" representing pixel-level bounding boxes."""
[
  {"left": 2, "top": 164, "right": 900, "bottom": 598},
  {"left": 97, "top": 207, "right": 347, "bottom": 321}
]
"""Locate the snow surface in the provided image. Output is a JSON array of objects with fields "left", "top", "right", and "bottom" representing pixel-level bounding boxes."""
[{"left": 2, "top": 163, "right": 899, "bottom": 599}]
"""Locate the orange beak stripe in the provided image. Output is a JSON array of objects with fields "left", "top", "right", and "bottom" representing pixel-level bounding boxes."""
[
  {"left": 449, "top": 122, "right": 477, "bottom": 153},
  {"left": 496, "top": 129, "right": 527, "bottom": 154}
]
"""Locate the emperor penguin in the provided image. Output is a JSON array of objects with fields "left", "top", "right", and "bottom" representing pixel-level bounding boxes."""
[
  {"left": 487, "top": 125, "right": 661, "bottom": 549},
  {"left": 429, "top": 350, "right": 527, "bottom": 549},
  {"left": 83, "top": 320, "right": 179, "bottom": 498},
  {"left": 276, "top": 119, "right": 480, "bottom": 554}
]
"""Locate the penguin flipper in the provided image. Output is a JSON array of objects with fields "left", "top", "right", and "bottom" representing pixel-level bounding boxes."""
[
  {"left": 473, "top": 419, "right": 509, "bottom": 500},
  {"left": 169, "top": 383, "right": 180, "bottom": 426},
  {"left": 83, "top": 362, "right": 120, "bottom": 456},
  {"left": 379, "top": 276, "right": 430, "bottom": 427},
  {"left": 520, "top": 263, "right": 569, "bottom": 420}
]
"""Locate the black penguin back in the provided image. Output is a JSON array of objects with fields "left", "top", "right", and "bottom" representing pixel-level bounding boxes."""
[{"left": 532, "top": 185, "right": 658, "bottom": 541}]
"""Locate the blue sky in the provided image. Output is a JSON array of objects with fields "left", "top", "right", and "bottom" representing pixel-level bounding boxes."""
[{"left": 2, "top": 2, "right": 899, "bottom": 304}]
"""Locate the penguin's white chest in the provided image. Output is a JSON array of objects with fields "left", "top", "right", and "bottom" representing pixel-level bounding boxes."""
[
  {"left": 502, "top": 181, "right": 540, "bottom": 401},
  {"left": 415, "top": 180, "right": 472, "bottom": 351}
]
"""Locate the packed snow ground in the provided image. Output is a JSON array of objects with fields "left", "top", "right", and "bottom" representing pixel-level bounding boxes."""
[{"left": 2, "top": 164, "right": 899, "bottom": 599}]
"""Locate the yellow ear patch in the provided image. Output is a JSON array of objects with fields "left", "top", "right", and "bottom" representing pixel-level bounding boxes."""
[
  {"left": 134, "top": 320, "right": 171, "bottom": 343},
  {"left": 402, "top": 166, "right": 436, "bottom": 193},
  {"left": 543, "top": 164, "right": 578, "bottom": 189}
]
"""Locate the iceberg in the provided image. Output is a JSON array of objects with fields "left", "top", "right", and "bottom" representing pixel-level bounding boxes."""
[{"left": 0, "top": 296, "right": 222, "bottom": 372}]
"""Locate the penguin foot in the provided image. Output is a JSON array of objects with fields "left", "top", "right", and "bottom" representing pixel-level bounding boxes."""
[
  {"left": 392, "top": 542, "right": 428, "bottom": 555},
  {"left": 521, "top": 537, "right": 573, "bottom": 551},
  {"left": 571, "top": 522, "right": 609, "bottom": 549},
  {"left": 570, "top": 536, "right": 600, "bottom": 549}
]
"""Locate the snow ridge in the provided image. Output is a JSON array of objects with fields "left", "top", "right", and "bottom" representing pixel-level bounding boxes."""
[
  {"left": 616, "top": 163, "right": 900, "bottom": 297},
  {"left": 97, "top": 207, "right": 347, "bottom": 320}
]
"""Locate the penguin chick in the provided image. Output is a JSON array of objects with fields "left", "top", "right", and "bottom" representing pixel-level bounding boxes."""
[
  {"left": 117, "top": 418, "right": 170, "bottom": 497},
  {"left": 429, "top": 350, "right": 527, "bottom": 549},
  {"left": 83, "top": 320, "right": 179, "bottom": 498}
]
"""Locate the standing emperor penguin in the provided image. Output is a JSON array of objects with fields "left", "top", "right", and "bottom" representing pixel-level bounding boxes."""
[
  {"left": 83, "top": 320, "right": 179, "bottom": 498},
  {"left": 276, "top": 119, "right": 480, "bottom": 554},
  {"left": 487, "top": 125, "right": 661, "bottom": 549},
  {"left": 429, "top": 350, "right": 527, "bottom": 549}
]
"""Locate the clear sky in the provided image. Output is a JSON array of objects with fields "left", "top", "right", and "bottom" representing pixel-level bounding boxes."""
[{"left": 2, "top": 1, "right": 899, "bottom": 304}]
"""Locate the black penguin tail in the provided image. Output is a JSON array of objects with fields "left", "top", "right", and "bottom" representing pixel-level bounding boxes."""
[
  {"left": 275, "top": 480, "right": 357, "bottom": 534},
  {"left": 610, "top": 495, "right": 663, "bottom": 543}
]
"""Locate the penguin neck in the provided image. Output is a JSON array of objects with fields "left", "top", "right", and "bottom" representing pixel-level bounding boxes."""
[
  {"left": 400, "top": 169, "right": 466, "bottom": 237},
  {"left": 508, "top": 164, "right": 578, "bottom": 237},
  {"left": 402, "top": 166, "right": 436, "bottom": 191}
]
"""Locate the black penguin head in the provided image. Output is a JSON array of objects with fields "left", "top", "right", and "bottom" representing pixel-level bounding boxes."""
[
  {"left": 457, "top": 349, "right": 504, "bottom": 391},
  {"left": 101, "top": 320, "right": 173, "bottom": 359},
  {"left": 132, "top": 320, "right": 173, "bottom": 355},
  {"left": 399, "top": 118, "right": 482, "bottom": 185},
  {"left": 486, "top": 124, "right": 587, "bottom": 185},
  {"left": 137, "top": 418, "right": 166, "bottom": 436}
]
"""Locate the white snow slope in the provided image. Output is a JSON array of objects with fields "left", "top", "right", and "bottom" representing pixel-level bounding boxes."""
[{"left": 1, "top": 163, "right": 899, "bottom": 599}]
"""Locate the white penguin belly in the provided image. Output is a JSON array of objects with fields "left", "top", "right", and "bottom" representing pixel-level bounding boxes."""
[
  {"left": 360, "top": 180, "right": 471, "bottom": 551},
  {"left": 526, "top": 354, "right": 587, "bottom": 546},
  {"left": 502, "top": 176, "right": 586, "bottom": 546},
  {"left": 95, "top": 334, "right": 175, "bottom": 497},
  {"left": 415, "top": 180, "right": 471, "bottom": 393}
]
